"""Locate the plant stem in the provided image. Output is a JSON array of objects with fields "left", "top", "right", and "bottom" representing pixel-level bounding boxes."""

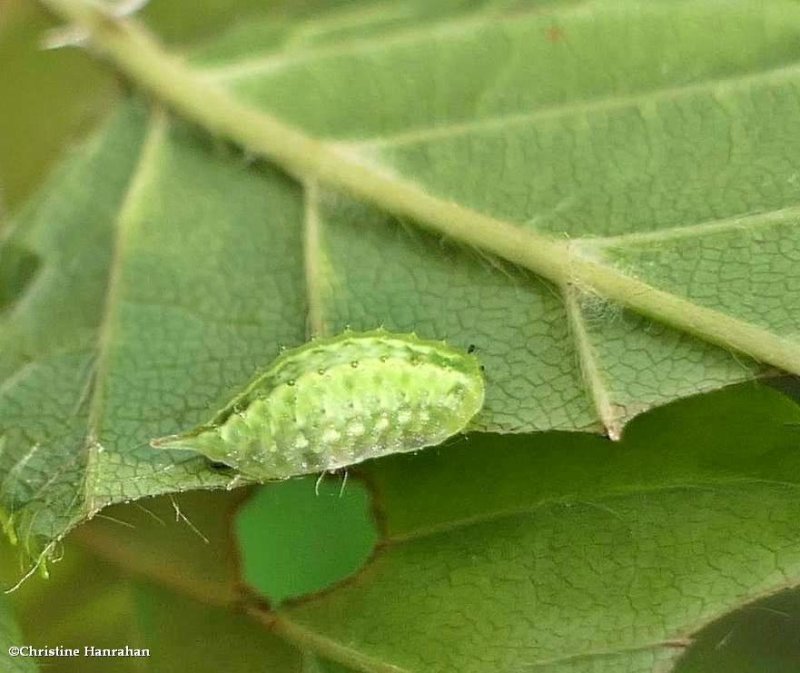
[{"left": 39, "top": 0, "right": 800, "bottom": 375}]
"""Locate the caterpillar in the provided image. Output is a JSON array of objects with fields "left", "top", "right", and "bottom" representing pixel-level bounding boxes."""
[{"left": 150, "top": 329, "right": 485, "bottom": 480}]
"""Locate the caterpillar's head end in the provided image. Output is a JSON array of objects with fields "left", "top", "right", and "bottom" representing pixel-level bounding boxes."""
[
  {"left": 150, "top": 433, "right": 194, "bottom": 451},
  {"left": 150, "top": 426, "right": 231, "bottom": 467}
]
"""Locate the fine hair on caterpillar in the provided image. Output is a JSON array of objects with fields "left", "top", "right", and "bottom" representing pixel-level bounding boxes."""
[{"left": 151, "top": 329, "right": 485, "bottom": 481}]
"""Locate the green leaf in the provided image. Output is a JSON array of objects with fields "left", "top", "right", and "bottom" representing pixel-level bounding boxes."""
[
  {"left": 3, "top": 0, "right": 800, "bottom": 563},
  {"left": 245, "top": 386, "right": 800, "bottom": 672}
]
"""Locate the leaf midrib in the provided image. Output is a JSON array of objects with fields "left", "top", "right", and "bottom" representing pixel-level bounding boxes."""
[{"left": 38, "top": 0, "right": 800, "bottom": 390}]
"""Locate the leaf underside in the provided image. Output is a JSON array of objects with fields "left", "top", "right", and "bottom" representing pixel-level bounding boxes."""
[{"left": 1, "top": 0, "right": 800, "bottom": 570}]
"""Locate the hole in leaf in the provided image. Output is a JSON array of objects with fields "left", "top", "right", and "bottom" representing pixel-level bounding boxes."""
[{"left": 235, "top": 474, "right": 378, "bottom": 604}]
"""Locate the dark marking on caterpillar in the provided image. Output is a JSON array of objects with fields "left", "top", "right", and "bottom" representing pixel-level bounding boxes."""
[
  {"left": 208, "top": 461, "right": 235, "bottom": 473},
  {"left": 150, "top": 329, "right": 485, "bottom": 480}
]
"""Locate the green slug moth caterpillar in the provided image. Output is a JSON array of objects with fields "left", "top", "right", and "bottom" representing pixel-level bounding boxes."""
[{"left": 150, "top": 329, "right": 485, "bottom": 480}]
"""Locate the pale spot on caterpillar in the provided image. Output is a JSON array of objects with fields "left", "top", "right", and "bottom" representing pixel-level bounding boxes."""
[
  {"left": 346, "top": 421, "right": 366, "bottom": 438},
  {"left": 321, "top": 428, "right": 342, "bottom": 445},
  {"left": 150, "top": 329, "right": 485, "bottom": 480}
]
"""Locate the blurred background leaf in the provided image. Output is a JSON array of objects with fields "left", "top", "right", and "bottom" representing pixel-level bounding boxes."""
[
  {"left": 675, "top": 587, "right": 800, "bottom": 673},
  {"left": 0, "top": 592, "right": 36, "bottom": 672},
  {"left": 0, "top": 0, "right": 115, "bottom": 213}
]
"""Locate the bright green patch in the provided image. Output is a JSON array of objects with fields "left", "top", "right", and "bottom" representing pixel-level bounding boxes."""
[{"left": 236, "top": 475, "right": 378, "bottom": 603}]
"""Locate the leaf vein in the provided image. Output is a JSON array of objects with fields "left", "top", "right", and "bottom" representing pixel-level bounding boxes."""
[
  {"left": 563, "top": 284, "right": 621, "bottom": 439},
  {"left": 344, "top": 61, "right": 800, "bottom": 147},
  {"left": 80, "top": 109, "right": 168, "bottom": 512},
  {"left": 198, "top": 2, "right": 591, "bottom": 83},
  {"left": 577, "top": 204, "right": 800, "bottom": 250},
  {"left": 303, "top": 180, "right": 328, "bottom": 337}
]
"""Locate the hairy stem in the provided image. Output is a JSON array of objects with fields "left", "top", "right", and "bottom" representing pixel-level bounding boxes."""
[{"left": 39, "top": 0, "right": 800, "bottom": 376}]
